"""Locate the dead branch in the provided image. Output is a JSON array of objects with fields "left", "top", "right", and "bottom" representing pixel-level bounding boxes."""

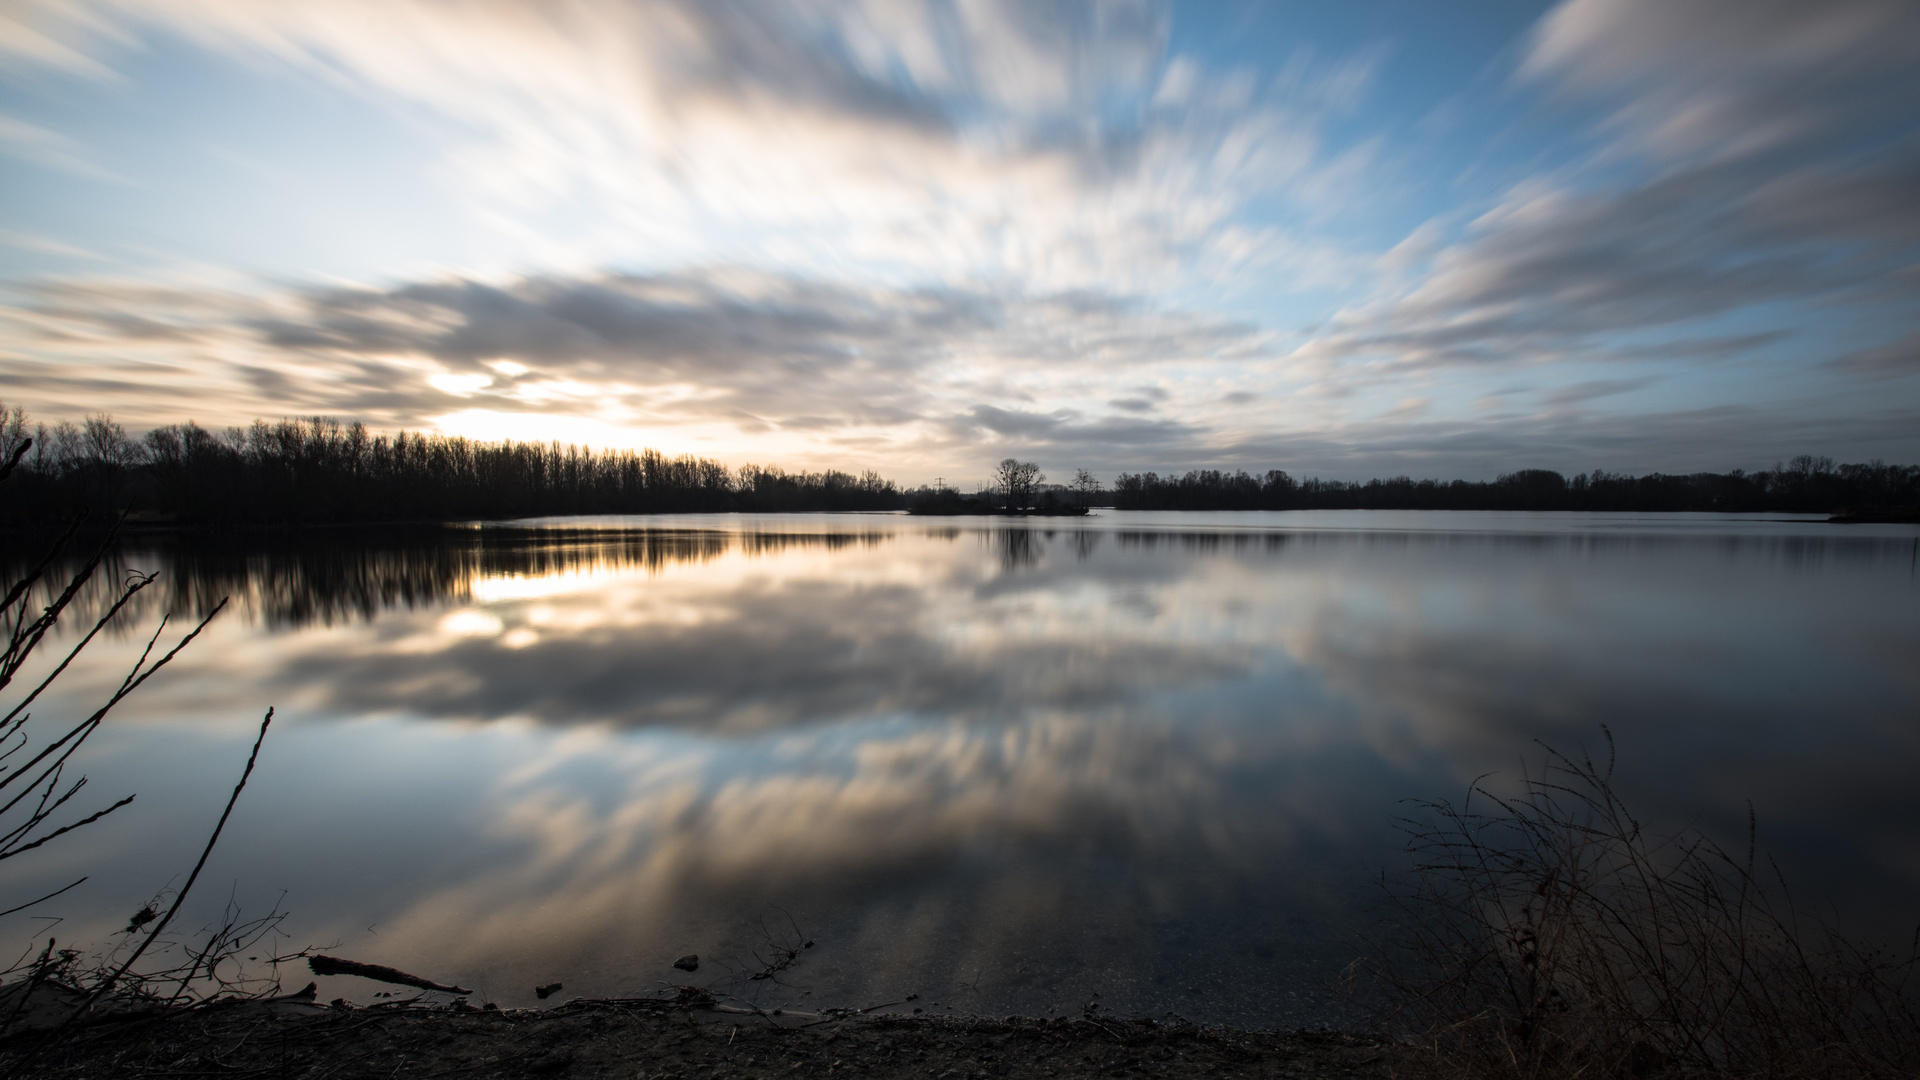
[{"left": 306, "top": 956, "right": 473, "bottom": 996}]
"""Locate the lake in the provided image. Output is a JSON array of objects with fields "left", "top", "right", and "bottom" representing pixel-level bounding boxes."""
[{"left": 4, "top": 511, "right": 1917, "bottom": 1028}]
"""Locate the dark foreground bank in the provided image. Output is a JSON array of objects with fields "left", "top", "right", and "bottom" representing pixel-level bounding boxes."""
[{"left": 1, "top": 996, "right": 1404, "bottom": 1080}]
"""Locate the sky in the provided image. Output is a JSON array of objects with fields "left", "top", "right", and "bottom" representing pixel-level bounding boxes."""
[{"left": 0, "top": 0, "right": 1916, "bottom": 484}]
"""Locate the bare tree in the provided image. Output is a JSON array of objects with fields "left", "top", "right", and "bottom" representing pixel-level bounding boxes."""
[
  {"left": 994, "top": 458, "right": 1043, "bottom": 511},
  {"left": 0, "top": 408, "right": 26, "bottom": 462},
  {"left": 1072, "top": 468, "right": 1099, "bottom": 509},
  {"left": 81, "top": 415, "right": 140, "bottom": 471}
]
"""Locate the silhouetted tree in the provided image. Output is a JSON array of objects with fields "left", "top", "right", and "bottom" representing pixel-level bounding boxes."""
[
  {"left": 3, "top": 403, "right": 1914, "bottom": 523},
  {"left": 994, "top": 458, "right": 1043, "bottom": 511},
  {"left": 1072, "top": 468, "right": 1099, "bottom": 509},
  {"left": 0, "top": 409, "right": 905, "bottom": 525},
  {"left": 1109, "top": 461, "right": 1918, "bottom": 514}
]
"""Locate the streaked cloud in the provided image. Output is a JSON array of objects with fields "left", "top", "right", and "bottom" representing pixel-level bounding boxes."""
[
  {"left": 2, "top": 0, "right": 1370, "bottom": 292},
  {"left": 1294, "top": 0, "right": 1920, "bottom": 384},
  {"left": 0, "top": 0, "right": 1915, "bottom": 477},
  {"left": 0, "top": 111, "right": 125, "bottom": 181},
  {"left": 2, "top": 268, "right": 1269, "bottom": 470}
]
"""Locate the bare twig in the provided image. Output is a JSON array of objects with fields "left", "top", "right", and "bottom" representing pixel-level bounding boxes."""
[
  {"left": 57, "top": 708, "right": 275, "bottom": 1032},
  {"left": 0, "top": 877, "right": 87, "bottom": 921}
]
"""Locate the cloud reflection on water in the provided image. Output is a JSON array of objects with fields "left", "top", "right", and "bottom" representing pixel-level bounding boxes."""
[
  {"left": 3, "top": 515, "right": 1915, "bottom": 1025},
  {"left": 351, "top": 702, "right": 1381, "bottom": 1022}
]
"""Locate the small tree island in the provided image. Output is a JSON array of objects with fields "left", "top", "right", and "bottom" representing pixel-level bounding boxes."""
[{"left": 905, "top": 459, "right": 1095, "bottom": 516}]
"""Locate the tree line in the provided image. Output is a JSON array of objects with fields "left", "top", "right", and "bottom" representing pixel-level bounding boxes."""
[
  {"left": 5, "top": 405, "right": 1912, "bottom": 525},
  {"left": 1111, "top": 460, "right": 1920, "bottom": 515},
  {"left": 0, "top": 409, "right": 899, "bottom": 526}
]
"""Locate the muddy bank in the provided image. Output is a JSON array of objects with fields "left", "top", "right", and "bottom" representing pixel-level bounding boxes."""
[{"left": 3, "top": 997, "right": 1407, "bottom": 1079}]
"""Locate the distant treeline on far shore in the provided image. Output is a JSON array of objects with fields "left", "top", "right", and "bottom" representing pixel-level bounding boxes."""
[
  {"left": 1110, "top": 460, "right": 1920, "bottom": 516},
  {"left": 1, "top": 408, "right": 1915, "bottom": 526}
]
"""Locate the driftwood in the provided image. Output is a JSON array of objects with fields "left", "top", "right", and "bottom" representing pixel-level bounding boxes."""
[{"left": 307, "top": 955, "right": 472, "bottom": 995}]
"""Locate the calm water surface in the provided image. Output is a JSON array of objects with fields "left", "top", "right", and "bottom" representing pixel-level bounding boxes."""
[{"left": 5, "top": 511, "right": 1918, "bottom": 1027}]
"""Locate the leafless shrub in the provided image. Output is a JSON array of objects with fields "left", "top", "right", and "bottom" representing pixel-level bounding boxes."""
[
  {"left": 1366, "top": 731, "right": 1920, "bottom": 1080},
  {"left": 1, "top": 888, "right": 296, "bottom": 1026},
  {"left": 1, "top": 551, "right": 227, "bottom": 869},
  {"left": 1, "top": 428, "right": 287, "bottom": 1049}
]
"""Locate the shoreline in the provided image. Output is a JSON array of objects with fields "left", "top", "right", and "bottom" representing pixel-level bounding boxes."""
[
  {"left": 5, "top": 995, "right": 1407, "bottom": 1079},
  {"left": 5, "top": 505, "right": 1911, "bottom": 542}
]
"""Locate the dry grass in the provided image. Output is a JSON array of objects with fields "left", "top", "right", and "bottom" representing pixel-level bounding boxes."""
[{"left": 1367, "top": 731, "right": 1919, "bottom": 1080}]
